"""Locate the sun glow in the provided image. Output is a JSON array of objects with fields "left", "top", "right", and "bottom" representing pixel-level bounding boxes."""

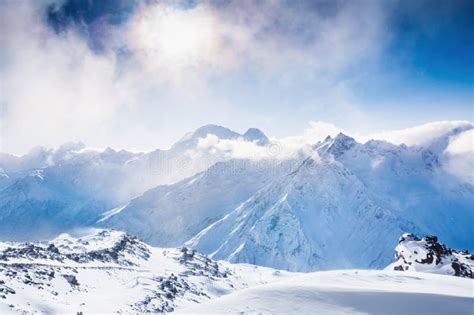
[{"left": 131, "top": 5, "right": 218, "bottom": 67}]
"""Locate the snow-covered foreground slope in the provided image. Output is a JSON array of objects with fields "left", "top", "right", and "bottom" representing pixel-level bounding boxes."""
[
  {"left": 0, "top": 230, "right": 291, "bottom": 313},
  {"left": 1, "top": 230, "right": 472, "bottom": 314},
  {"left": 180, "top": 270, "right": 473, "bottom": 315}
]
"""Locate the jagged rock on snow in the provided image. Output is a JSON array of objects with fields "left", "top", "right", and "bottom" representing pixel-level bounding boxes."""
[{"left": 387, "top": 233, "right": 473, "bottom": 278}]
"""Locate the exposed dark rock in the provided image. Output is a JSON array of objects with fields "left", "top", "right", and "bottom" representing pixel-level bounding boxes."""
[{"left": 391, "top": 233, "right": 473, "bottom": 278}]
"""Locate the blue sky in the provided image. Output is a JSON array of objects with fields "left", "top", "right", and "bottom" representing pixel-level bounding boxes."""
[{"left": 1, "top": 0, "right": 473, "bottom": 153}]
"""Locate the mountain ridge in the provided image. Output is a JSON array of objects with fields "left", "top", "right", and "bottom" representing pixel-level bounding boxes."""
[{"left": 0, "top": 122, "right": 472, "bottom": 273}]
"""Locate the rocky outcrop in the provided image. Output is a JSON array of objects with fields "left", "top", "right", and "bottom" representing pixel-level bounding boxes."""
[
  {"left": 0, "top": 229, "right": 279, "bottom": 313},
  {"left": 387, "top": 233, "right": 473, "bottom": 278}
]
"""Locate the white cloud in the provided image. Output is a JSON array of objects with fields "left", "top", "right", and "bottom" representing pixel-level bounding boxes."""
[
  {"left": 196, "top": 135, "right": 270, "bottom": 160},
  {"left": 124, "top": 0, "right": 385, "bottom": 80},
  {"left": 445, "top": 129, "right": 474, "bottom": 155},
  {"left": 183, "top": 121, "right": 342, "bottom": 161},
  {"left": 2, "top": 0, "right": 470, "bottom": 159},
  {"left": 0, "top": 1, "right": 388, "bottom": 155},
  {"left": 360, "top": 121, "right": 473, "bottom": 146},
  {"left": 275, "top": 121, "right": 343, "bottom": 152},
  {"left": 443, "top": 129, "right": 474, "bottom": 185},
  {"left": 191, "top": 134, "right": 288, "bottom": 160},
  {"left": 127, "top": 3, "right": 238, "bottom": 76},
  {"left": 185, "top": 120, "right": 474, "bottom": 187},
  {"left": 0, "top": 2, "right": 138, "bottom": 154}
]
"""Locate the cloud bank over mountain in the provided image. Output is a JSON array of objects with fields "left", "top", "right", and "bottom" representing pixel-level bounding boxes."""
[{"left": 1, "top": 0, "right": 472, "bottom": 155}]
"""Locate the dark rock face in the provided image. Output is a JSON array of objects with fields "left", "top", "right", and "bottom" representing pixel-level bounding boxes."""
[
  {"left": 326, "top": 133, "right": 356, "bottom": 157},
  {"left": 178, "top": 247, "right": 230, "bottom": 278},
  {"left": 65, "top": 232, "right": 150, "bottom": 265},
  {"left": 63, "top": 274, "right": 79, "bottom": 286},
  {"left": 0, "top": 281, "right": 16, "bottom": 299},
  {"left": 421, "top": 150, "right": 440, "bottom": 171},
  {"left": 390, "top": 233, "right": 473, "bottom": 278},
  {"left": 0, "top": 231, "right": 150, "bottom": 266}
]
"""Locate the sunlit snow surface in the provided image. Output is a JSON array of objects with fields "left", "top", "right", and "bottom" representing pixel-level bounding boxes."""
[
  {"left": 0, "top": 230, "right": 291, "bottom": 313},
  {"left": 0, "top": 230, "right": 472, "bottom": 314},
  {"left": 179, "top": 270, "right": 473, "bottom": 315}
]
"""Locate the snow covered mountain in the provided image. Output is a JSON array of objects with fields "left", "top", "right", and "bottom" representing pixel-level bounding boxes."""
[
  {"left": 0, "top": 126, "right": 272, "bottom": 241},
  {"left": 0, "top": 229, "right": 289, "bottom": 313},
  {"left": 1, "top": 122, "right": 472, "bottom": 272},
  {"left": 170, "top": 124, "right": 242, "bottom": 152},
  {"left": 184, "top": 131, "right": 473, "bottom": 271},
  {"left": 96, "top": 124, "right": 473, "bottom": 272},
  {"left": 243, "top": 128, "right": 270, "bottom": 145},
  {"left": 320, "top": 132, "right": 474, "bottom": 250},
  {"left": 1, "top": 230, "right": 472, "bottom": 314},
  {"left": 0, "top": 167, "right": 109, "bottom": 241},
  {"left": 186, "top": 151, "right": 412, "bottom": 271},
  {"left": 99, "top": 158, "right": 299, "bottom": 246},
  {"left": 0, "top": 144, "right": 144, "bottom": 241},
  {"left": 386, "top": 233, "right": 473, "bottom": 278}
]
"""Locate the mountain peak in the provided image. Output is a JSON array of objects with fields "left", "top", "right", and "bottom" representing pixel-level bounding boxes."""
[
  {"left": 172, "top": 124, "right": 240, "bottom": 151},
  {"left": 173, "top": 125, "right": 270, "bottom": 150},
  {"left": 194, "top": 124, "right": 238, "bottom": 136},
  {"left": 334, "top": 132, "right": 355, "bottom": 142},
  {"left": 182, "top": 124, "right": 238, "bottom": 139},
  {"left": 243, "top": 128, "right": 270, "bottom": 145},
  {"left": 326, "top": 133, "right": 357, "bottom": 157}
]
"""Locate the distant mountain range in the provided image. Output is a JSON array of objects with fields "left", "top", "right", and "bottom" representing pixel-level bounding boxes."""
[
  {"left": 0, "top": 125, "right": 271, "bottom": 240},
  {"left": 0, "top": 122, "right": 473, "bottom": 272}
]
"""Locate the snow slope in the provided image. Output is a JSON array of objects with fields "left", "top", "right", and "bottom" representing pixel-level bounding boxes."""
[
  {"left": 1, "top": 123, "right": 472, "bottom": 272},
  {"left": 186, "top": 131, "right": 473, "bottom": 271},
  {"left": 0, "top": 167, "right": 110, "bottom": 241},
  {"left": 187, "top": 152, "right": 412, "bottom": 271},
  {"left": 100, "top": 159, "right": 298, "bottom": 246},
  {"left": 326, "top": 132, "right": 474, "bottom": 250},
  {"left": 0, "top": 126, "right": 272, "bottom": 241},
  {"left": 0, "top": 230, "right": 290, "bottom": 313},
  {"left": 1, "top": 230, "right": 472, "bottom": 314},
  {"left": 179, "top": 270, "right": 473, "bottom": 315}
]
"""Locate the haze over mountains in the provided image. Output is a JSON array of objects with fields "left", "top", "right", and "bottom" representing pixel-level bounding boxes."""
[{"left": 0, "top": 121, "right": 473, "bottom": 272}]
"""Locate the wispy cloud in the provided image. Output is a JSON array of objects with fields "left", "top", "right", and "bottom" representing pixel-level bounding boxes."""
[
  {"left": 1, "top": 0, "right": 472, "bottom": 155},
  {"left": 124, "top": 0, "right": 385, "bottom": 79},
  {"left": 361, "top": 121, "right": 473, "bottom": 146},
  {"left": 1, "top": 2, "right": 135, "bottom": 153},
  {"left": 0, "top": 0, "right": 391, "bottom": 154},
  {"left": 443, "top": 129, "right": 474, "bottom": 185}
]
